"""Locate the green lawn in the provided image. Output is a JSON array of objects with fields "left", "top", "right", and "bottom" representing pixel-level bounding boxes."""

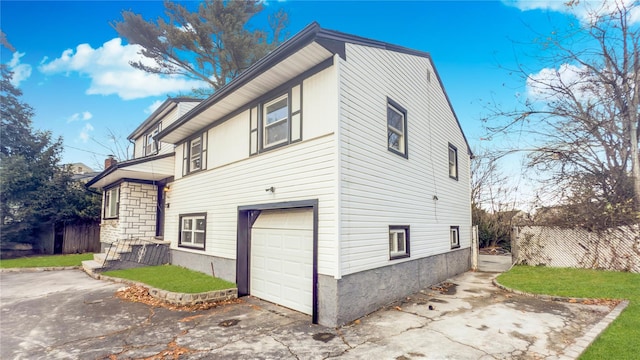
[
  {"left": 0, "top": 253, "right": 93, "bottom": 268},
  {"left": 103, "top": 265, "right": 236, "bottom": 293},
  {"left": 497, "top": 266, "right": 640, "bottom": 360}
]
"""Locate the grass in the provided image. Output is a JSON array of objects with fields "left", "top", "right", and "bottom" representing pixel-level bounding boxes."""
[
  {"left": 497, "top": 266, "right": 640, "bottom": 360},
  {"left": 0, "top": 253, "right": 94, "bottom": 268},
  {"left": 103, "top": 265, "right": 236, "bottom": 293}
]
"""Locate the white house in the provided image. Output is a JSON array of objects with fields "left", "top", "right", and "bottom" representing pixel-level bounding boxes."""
[{"left": 87, "top": 23, "right": 472, "bottom": 327}]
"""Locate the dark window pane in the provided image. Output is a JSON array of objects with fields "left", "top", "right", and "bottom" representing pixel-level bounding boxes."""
[
  {"left": 266, "top": 121, "right": 288, "bottom": 145},
  {"left": 397, "top": 232, "right": 405, "bottom": 252},
  {"left": 388, "top": 107, "right": 404, "bottom": 131},
  {"left": 388, "top": 131, "right": 401, "bottom": 151},
  {"left": 266, "top": 98, "right": 288, "bottom": 125},
  {"left": 195, "top": 232, "right": 205, "bottom": 244}
]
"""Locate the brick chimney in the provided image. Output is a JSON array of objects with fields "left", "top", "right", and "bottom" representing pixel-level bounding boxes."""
[{"left": 104, "top": 155, "right": 117, "bottom": 169}]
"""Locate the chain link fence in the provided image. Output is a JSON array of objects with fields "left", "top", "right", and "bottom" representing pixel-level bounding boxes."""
[{"left": 512, "top": 225, "right": 640, "bottom": 273}]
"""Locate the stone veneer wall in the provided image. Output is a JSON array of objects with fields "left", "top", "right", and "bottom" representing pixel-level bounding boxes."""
[{"left": 100, "top": 182, "right": 158, "bottom": 245}]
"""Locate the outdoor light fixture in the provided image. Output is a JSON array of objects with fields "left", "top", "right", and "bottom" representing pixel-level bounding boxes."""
[{"left": 163, "top": 185, "right": 171, "bottom": 192}]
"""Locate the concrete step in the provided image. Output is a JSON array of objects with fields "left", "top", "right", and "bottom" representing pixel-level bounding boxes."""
[
  {"left": 93, "top": 253, "right": 107, "bottom": 263},
  {"left": 82, "top": 260, "right": 103, "bottom": 274}
]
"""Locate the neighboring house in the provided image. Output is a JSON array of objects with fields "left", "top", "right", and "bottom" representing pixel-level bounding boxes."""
[
  {"left": 87, "top": 23, "right": 472, "bottom": 327},
  {"left": 65, "top": 162, "right": 101, "bottom": 183}
]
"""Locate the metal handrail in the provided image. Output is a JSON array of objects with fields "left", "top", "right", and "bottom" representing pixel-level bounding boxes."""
[{"left": 102, "top": 238, "right": 169, "bottom": 267}]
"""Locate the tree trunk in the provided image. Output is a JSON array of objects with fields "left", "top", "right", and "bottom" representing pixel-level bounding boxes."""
[{"left": 630, "top": 118, "right": 640, "bottom": 213}]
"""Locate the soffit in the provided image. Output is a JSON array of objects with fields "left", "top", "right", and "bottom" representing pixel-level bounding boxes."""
[{"left": 160, "top": 42, "right": 333, "bottom": 144}]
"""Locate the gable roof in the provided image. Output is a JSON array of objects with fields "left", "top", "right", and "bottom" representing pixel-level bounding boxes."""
[
  {"left": 157, "top": 22, "right": 472, "bottom": 156},
  {"left": 128, "top": 97, "right": 200, "bottom": 140}
]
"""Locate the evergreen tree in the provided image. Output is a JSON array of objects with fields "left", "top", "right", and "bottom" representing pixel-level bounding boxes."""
[
  {"left": 0, "top": 65, "right": 100, "bottom": 245},
  {"left": 113, "top": 0, "right": 288, "bottom": 96}
]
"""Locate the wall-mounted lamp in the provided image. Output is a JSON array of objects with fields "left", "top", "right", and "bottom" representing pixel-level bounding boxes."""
[
  {"left": 265, "top": 186, "right": 275, "bottom": 193},
  {"left": 432, "top": 195, "right": 439, "bottom": 201},
  {"left": 163, "top": 185, "right": 171, "bottom": 192}
]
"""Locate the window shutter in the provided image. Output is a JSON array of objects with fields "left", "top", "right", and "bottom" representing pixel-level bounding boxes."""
[
  {"left": 291, "top": 85, "right": 302, "bottom": 142},
  {"left": 250, "top": 107, "right": 258, "bottom": 155},
  {"left": 182, "top": 143, "right": 188, "bottom": 176}
]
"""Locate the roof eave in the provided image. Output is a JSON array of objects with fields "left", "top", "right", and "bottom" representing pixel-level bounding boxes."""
[
  {"left": 86, "top": 152, "right": 175, "bottom": 189},
  {"left": 156, "top": 22, "right": 323, "bottom": 143}
]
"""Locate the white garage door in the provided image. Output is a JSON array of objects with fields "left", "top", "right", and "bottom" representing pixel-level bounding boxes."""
[{"left": 251, "top": 209, "right": 313, "bottom": 315}]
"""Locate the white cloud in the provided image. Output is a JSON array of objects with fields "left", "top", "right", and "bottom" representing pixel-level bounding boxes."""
[
  {"left": 7, "top": 52, "right": 32, "bottom": 87},
  {"left": 67, "top": 111, "right": 93, "bottom": 123},
  {"left": 79, "top": 123, "right": 95, "bottom": 143},
  {"left": 504, "top": 0, "right": 640, "bottom": 24},
  {"left": 145, "top": 100, "right": 164, "bottom": 114},
  {"left": 527, "top": 63, "right": 596, "bottom": 102},
  {"left": 39, "top": 38, "right": 205, "bottom": 100}
]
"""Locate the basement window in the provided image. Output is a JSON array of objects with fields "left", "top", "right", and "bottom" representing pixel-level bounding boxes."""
[
  {"left": 389, "top": 225, "right": 410, "bottom": 259},
  {"left": 450, "top": 226, "right": 460, "bottom": 249}
]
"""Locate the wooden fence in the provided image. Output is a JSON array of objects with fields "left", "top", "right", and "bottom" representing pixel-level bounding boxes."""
[
  {"left": 61, "top": 222, "right": 101, "bottom": 254},
  {"left": 512, "top": 225, "right": 640, "bottom": 273},
  {"left": 36, "top": 221, "right": 101, "bottom": 255}
]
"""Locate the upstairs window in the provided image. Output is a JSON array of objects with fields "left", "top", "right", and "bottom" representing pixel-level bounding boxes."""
[
  {"left": 250, "top": 85, "right": 302, "bottom": 155},
  {"left": 389, "top": 225, "right": 410, "bottom": 259},
  {"left": 448, "top": 144, "right": 458, "bottom": 180},
  {"left": 104, "top": 186, "right": 119, "bottom": 219},
  {"left": 263, "top": 94, "right": 289, "bottom": 148},
  {"left": 144, "top": 123, "right": 161, "bottom": 156},
  {"left": 387, "top": 99, "right": 407, "bottom": 157},
  {"left": 183, "top": 133, "right": 207, "bottom": 175},
  {"left": 179, "top": 213, "right": 206, "bottom": 249},
  {"left": 190, "top": 137, "right": 202, "bottom": 171}
]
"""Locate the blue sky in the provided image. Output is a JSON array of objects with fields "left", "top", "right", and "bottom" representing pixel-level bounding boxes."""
[{"left": 0, "top": 0, "right": 601, "bottom": 174}]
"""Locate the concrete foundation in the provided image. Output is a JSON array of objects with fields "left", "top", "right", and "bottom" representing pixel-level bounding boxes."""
[
  {"left": 171, "top": 247, "right": 469, "bottom": 327},
  {"left": 171, "top": 249, "right": 236, "bottom": 282},
  {"left": 318, "top": 248, "right": 470, "bottom": 327}
]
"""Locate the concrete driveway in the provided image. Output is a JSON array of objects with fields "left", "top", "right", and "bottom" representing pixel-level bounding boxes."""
[{"left": 0, "top": 269, "right": 621, "bottom": 360}]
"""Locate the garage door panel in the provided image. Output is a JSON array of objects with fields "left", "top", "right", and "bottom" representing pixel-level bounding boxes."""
[{"left": 251, "top": 209, "right": 313, "bottom": 315}]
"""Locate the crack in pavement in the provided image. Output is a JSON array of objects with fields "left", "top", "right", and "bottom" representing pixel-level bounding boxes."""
[
  {"left": 423, "top": 325, "right": 498, "bottom": 359},
  {"left": 271, "top": 334, "right": 300, "bottom": 360}
]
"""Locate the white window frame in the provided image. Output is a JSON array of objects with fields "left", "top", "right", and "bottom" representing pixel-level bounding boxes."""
[
  {"left": 263, "top": 94, "right": 289, "bottom": 148},
  {"left": 448, "top": 143, "right": 458, "bottom": 180},
  {"left": 389, "top": 225, "right": 410, "bottom": 259},
  {"left": 387, "top": 98, "right": 408, "bottom": 157},
  {"left": 189, "top": 136, "right": 202, "bottom": 173},
  {"left": 450, "top": 226, "right": 460, "bottom": 249},
  {"left": 179, "top": 214, "right": 206, "bottom": 249},
  {"left": 104, "top": 186, "right": 119, "bottom": 219},
  {"left": 144, "top": 123, "right": 161, "bottom": 156}
]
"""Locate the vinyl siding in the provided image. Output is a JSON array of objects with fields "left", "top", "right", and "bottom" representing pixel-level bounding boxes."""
[
  {"left": 133, "top": 107, "right": 180, "bottom": 159},
  {"left": 209, "top": 110, "right": 250, "bottom": 168},
  {"left": 165, "top": 65, "right": 340, "bottom": 276},
  {"left": 338, "top": 44, "right": 471, "bottom": 276},
  {"left": 165, "top": 135, "right": 338, "bottom": 276}
]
